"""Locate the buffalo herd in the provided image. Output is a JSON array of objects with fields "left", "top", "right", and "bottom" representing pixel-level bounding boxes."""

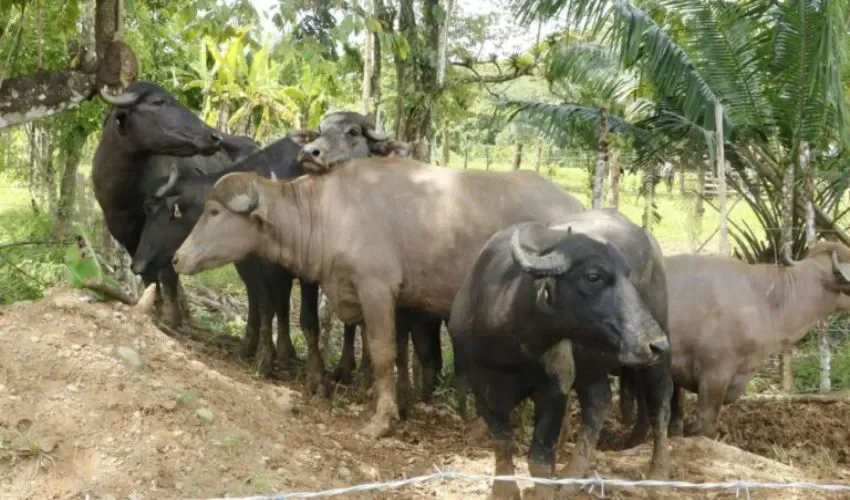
[{"left": 90, "top": 81, "right": 850, "bottom": 499}]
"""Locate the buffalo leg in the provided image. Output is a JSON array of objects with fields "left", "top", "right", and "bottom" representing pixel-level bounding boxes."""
[
  {"left": 240, "top": 277, "right": 261, "bottom": 358},
  {"left": 357, "top": 325, "right": 373, "bottom": 388},
  {"left": 333, "top": 324, "right": 358, "bottom": 385},
  {"left": 410, "top": 316, "right": 443, "bottom": 403},
  {"left": 696, "top": 371, "right": 730, "bottom": 438},
  {"left": 358, "top": 285, "right": 399, "bottom": 438},
  {"left": 642, "top": 362, "right": 673, "bottom": 479},
  {"left": 528, "top": 379, "right": 568, "bottom": 500},
  {"left": 157, "top": 267, "right": 183, "bottom": 327},
  {"left": 625, "top": 371, "right": 652, "bottom": 449},
  {"left": 299, "top": 281, "right": 327, "bottom": 396},
  {"left": 395, "top": 313, "right": 413, "bottom": 419},
  {"left": 254, "top": 293, "right": 276, "bottom": 377},
  {"left": 564, "top": 375, "right": 611, "bottom": 479},
  {"left": 274, "top": 275, "right": 296, "bottom": 363},
  {"left": 619, "top": 367, "right": 636, "bottom": 426},
  {"left": 669, "top": 384, "right": 684, "bottom": 437},
  {"left": 472, "top": 370, "right": 523, "bottom": 500}
]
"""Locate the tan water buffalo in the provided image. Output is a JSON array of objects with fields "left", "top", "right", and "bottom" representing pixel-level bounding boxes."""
[
  {"left": 170, "top": 158, "right": 584, "bottom": 438},
  {"left": 623, "top": 242, "right": 850, "bottom": 439}
]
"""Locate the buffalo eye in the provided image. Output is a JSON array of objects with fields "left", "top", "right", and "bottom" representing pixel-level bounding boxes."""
[
  {"left": 209, "top": 207, "right": 220, "bottom": 217},
  {"left": 347, "top": 126, "right": 361, "bottom": 137},
  {"left": 584, "top": 270, "right": 601, "bottom": 283},
  {"left": 150, "top": 96, "right": 166, "bottom": 106}
]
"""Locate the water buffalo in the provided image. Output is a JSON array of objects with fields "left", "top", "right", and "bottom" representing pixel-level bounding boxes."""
[
  {"left": 132, "top": 137, "right": 318, "bottom": 378},
  {"left": 297, "top": 111, "right": 412, "bottom": 174},
  {"left": 134, "top": 137, "right": 443, "bottom": 400},
  {"left": 622, "top": 243, "right": 850, "bottom": 439},
  {"left": 170, "top": 158, "right": 585, "bottom": 438},
  {"left": 449, "top": 209, "right": 672, "bottom": 498},
  {"left": 297, "top": 111, "right": 444, "bottom": 401},
  {"left": 92, "top": 81, "right": 255, "bottom": 326}
]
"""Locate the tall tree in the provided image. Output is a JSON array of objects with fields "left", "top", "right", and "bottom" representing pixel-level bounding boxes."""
[{"left": 0, "top": 0, "right": 138, "bottom": 129}]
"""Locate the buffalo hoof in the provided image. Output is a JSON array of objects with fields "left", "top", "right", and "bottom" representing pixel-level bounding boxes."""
[
  {"left": 305, "top": 370, "right": 329, "bottom": 398},
  {"left": 331, "top": 364, "right": 355, "bottom": 386},
  {"left": 239, "top": 336, "right": 259, "bottom": 359},
  {"left": 275, "top": 338, "right": 297, "bottom": 365},
  {"left": 361, "top": 416, "right": 394, "bottom": 439},
  {"left": 254, "top": 345, "right": 276, "bottom": 378},
  {"left": 491, "top": 480, "right": 521, "bottom": 500}
]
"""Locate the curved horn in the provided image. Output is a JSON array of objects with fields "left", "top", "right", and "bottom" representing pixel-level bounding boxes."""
[
  {"left": 98, "top": 86, "right": 140, "bottom": 107},
  {"left": 510, "top": 226, "right": 572, "bottom": 277},
  {"left": 224, "top": 181, "right": 259, "bottom": 214},
  {"left": 364, "top": 124, "right": 390, "bottom": 142},
  {"left": 155, "top": 168, "right": 179, "bottom": 198}
]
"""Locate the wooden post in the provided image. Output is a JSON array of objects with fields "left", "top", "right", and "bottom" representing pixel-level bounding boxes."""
[{"left": 715, "top": 102, "right": 729, "bottom": 255}]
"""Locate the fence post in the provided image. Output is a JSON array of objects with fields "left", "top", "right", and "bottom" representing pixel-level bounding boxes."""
[{"left": 715, "top": 102, "right": 729, "bottom": 256}]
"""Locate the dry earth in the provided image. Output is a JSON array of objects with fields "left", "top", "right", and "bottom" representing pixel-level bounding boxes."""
[{"left": 2, "top": 287, "right": 850, "bottom": 499}]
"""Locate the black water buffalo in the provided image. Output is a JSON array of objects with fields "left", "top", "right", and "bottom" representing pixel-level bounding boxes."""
[
  {"left": 132, "top": 137, "right": 318, "bottom": 378},
  {"left": 448, "top": 209, "right": 673, "bottom": 498},
  {"left": 92, "top": 81, "right": 256, "bottom": 326},
  {"left": 297, "top": 111, "right": 411, "bottom": 174}
]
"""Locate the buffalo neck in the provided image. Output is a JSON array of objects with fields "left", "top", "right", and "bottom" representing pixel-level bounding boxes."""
[
  {"left": 258, "top": 178, "right": 324, "bottom": 282},
  {"left": 759, "top": 258, "right": 839, "bottom": 345}
]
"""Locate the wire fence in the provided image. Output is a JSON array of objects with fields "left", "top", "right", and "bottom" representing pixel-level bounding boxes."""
[{"left": 203, "top": 471, "right": 850, "bottom": 499}]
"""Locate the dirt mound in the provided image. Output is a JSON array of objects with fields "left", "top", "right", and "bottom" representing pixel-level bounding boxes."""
[{"left": 1, "top": 288, "right": 849, "bottom": 499}]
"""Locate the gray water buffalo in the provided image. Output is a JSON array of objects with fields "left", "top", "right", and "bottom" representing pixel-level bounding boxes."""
[
  {"left": 622, "top": 243, "right": 850, "bottom": 439},
  {"left": 92, "top": 81, "right": 256, "bottom": 326},
  {"left": 297, "top": 111, "right": 411, "bottom": 174},
  {"left": 449, "top": 209, "right": 672, "bottom": 498},
  {"left": 170, "top": 158, "right": 584, "bottom": 438}
]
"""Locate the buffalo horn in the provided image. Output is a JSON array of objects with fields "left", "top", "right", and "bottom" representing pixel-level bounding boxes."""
[
  {"left": 831, "top": 251, "right": 850, "bottom": 283},
  {"left": 225, "top": 181, "right": 259, "bottom": 214},
  {"left": 98, "top": 86, "right": 140, "bottom": 107},
  {"left": 155, "top": 168, "right": 179, "bottom": 198},
  {"left": 510, "top": 226, "right": 571, "bottom": 277},
  {"left": 364, "top": 124, "right": 390, "bottom": 142}
]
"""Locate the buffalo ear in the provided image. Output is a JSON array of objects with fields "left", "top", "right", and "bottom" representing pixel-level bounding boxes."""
[
  {"left": 535, "top": 277, "right": 557, "bottom": 314},
  {"left": 288, "top": 129, "right": 319, "bottom": 146},
  {"left": 831, "top": 251, "right": 850, "bottom": 283},
  {"left": 248, "top": 180, "right": 272, "bottom": 230}
]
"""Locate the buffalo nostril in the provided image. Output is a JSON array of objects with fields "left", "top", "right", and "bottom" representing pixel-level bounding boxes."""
[
  {"left": 171, "top": 256, "right": 179, "bottom": 268},
  {"left": 649, "top": 337, "right": 670, "bottom": 355},
  {"left": 308, "top": 147, "right": 321, "bottom": 158}
]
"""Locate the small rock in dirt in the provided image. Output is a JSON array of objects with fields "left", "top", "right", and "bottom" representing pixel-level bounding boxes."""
[
  {"left": 127, "top": 491, "right": 143, "bottom": 500},
  {"left": 39, "top": 437, "right": 58, "bottom": 453},
  {"left": 117, "top": 346, "right": 144, "bottom": 370},
  {"left": 160, "top": 399, "right": 178, "bottom": 412},
  {"left": 66, "top": 384, "right": 79, "bottom": 392},
  {"left": 195, "top": 408, "right": 215, "bottom": 424},
  {"left": 337, "top": 466, "right": 353, "bottom": 481},
  {"left": 15, "top": 418, "right": 32, "bottom": 432}
]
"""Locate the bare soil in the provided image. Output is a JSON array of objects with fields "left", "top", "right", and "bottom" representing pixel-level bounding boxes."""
[{"left": 1, "top": 287, "right": 849, "bottom": 499}]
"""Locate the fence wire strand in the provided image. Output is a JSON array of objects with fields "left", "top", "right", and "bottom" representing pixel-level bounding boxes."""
[{"left": 203, "top": 470, "right": 850, "bottom": 499}]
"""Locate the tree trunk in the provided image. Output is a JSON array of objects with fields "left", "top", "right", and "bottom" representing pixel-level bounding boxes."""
[
  {"left": 533, "top": 141, "right": 542, "bottom": 173},
  {"left": 608, "top": 150, "right": 621, "bottom": 209},
  {"left": 591, "top": 107, "right": 609, "bottom": 209},
  {"left": 799, "top": 141, "right": 830, "bottom": 393},
  {"left": 485, "top": 147, "right": 491, "bottom": 171},
  {"left": 695, "top": 157, "right": 706, "bottom": 217},
  {"left": 512, "top": 141, "right": 523, "bottom": 171},
  {"left": 715, "top": 102, "right": 728, "bottom": 255},
  {"left": 779, "top": 158, "right": 796, "bottom": 393},
  {"left": 463, "top": 146, "right": 469, "bottom": 169},
  {"left": 642, "top": 167, "right": 656, "bottom": 231},
  {"left": 361, "top": 0, "right": 375, "bottom": 116},
  {"left": 56, "top": 125, "right": 89, "bottom": 229},
  {"left": 678, "top": 155, "right": 687, "bottom": 195},
  {"left": 216, "top": 98, "right": 230, "bottom": 134},
  {"left": 0, "top": 0, "right": 132, "bottom": 129},
  {"left": 441, "top": 119, "right": 450, "bottom": 167}
]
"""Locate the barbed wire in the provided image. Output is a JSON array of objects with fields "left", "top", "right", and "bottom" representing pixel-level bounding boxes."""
[{"left": 205, "top": 470, "right": 850, "bottom": 500}]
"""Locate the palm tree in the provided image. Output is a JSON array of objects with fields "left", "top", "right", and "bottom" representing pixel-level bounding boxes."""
[{"left": 512, "top": 0, "right": 850, "bottom": 257}]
